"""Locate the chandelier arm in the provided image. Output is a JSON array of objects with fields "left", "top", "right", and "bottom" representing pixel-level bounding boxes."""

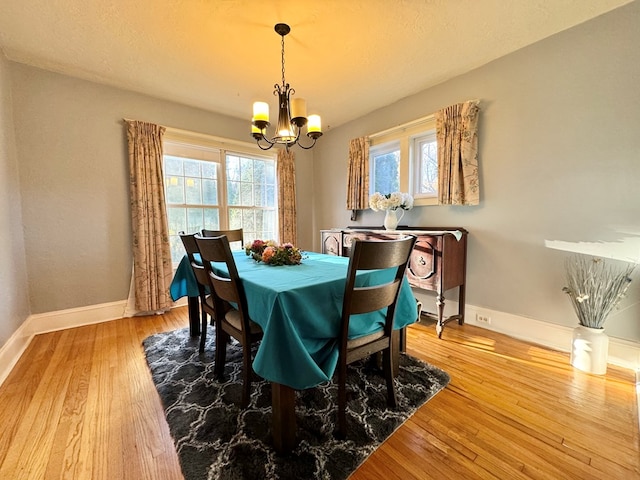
[
  {"left": 256, "top": 141, "right": 275, "bottom": 151},
  {"left": 295, "top": 136, "right": 318, "bottom": 150},
  {"left": 254, "top": 133, "right": 276, "bottom": 150}
]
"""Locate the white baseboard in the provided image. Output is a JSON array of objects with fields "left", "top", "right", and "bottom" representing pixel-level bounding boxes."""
[
  {"left": 26, "top": 300, "right": 128, "bottom": 336},
  {"left": 0, "top": 320, "right": 32, "bottom": 389},
  {"left": 413, "top": 291, "right": 640, "bottom": 371}
]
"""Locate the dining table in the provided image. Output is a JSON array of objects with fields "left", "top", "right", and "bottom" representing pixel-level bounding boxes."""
[{"left": 169, "top": 249, "right": 419, "bottom": 453}]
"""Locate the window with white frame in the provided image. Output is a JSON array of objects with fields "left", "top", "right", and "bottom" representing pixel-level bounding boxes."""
[
  {"left": 412, "top": 131, "right": 438, "bottom": 197},
  {"left": 369, "top": 117, "right": 438, "bottom": 206},
  {"left": 370, "top": 141, "right": 400, "bottom": 195},
  {"left": 163, "top": 132, "right": 277, "bottom": 264}
]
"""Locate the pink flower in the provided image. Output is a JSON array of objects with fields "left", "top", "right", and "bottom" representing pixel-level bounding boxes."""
[{"left": 251, "top": 239, "right": 265, "bottom": 251}]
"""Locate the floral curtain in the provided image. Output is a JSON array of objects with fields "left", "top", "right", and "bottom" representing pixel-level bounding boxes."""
[
  {"left": 436, "top": 100, "right": 480, "bottom": 205},
  {"left": 277, "top": 148, "right": 297, "bottom": 245},
  {"left": 125, "top": 120, "right": 173, "bottom": 315},
  {"left": 346, "top": 137, "right": 369, "bottom": 212}
]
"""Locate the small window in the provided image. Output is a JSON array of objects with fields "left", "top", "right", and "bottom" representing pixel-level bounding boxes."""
[
  {"left": 369, "top": 117, "right": 437, "bottom": 206},
  {"left": 370, "top": 141, "right": 400, "bottom": 195},
  {"left": 412, "top": 132, "right": 438, "bottom": 198}
]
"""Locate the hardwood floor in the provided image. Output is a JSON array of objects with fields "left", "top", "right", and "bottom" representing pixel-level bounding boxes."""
[{"left": 0, "top": 307, "right": 637, "bottom": 479}]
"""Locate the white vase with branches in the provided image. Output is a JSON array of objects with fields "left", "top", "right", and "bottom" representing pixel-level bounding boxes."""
[{"left": 563, "top": 255, "right": 636, "bottom": 374}]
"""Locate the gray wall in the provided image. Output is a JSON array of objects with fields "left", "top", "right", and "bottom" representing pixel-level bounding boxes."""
[
  {"left": 312, "top": 2, "right": 640, "bottom": 341},
  {"left": 0, "top": 53, "right": 30, "bottom": 346},
  {"left": 8, "top": 64, "right": 314, "bottom": 315}
]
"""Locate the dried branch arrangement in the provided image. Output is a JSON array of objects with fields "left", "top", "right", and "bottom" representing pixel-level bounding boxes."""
[{"left": 563, "top": 255, "right": 636, "bottom": 329}]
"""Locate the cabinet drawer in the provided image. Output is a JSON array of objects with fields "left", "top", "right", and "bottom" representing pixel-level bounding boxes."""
[{"left": 407, "top": 236, "right": 440, "bottom": 290}]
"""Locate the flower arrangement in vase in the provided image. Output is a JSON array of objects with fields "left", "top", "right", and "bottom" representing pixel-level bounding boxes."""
[
  {"left": 245, "top": 239, "right": 305, "bottom": 266},
  {"left": 563, "top": 254, "right": 635, "bottom": 374},
  {"left": 369, "top": 192, "right": 414, "bottom": 230}
]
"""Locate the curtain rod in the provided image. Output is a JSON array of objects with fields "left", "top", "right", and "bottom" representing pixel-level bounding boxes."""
[
  {"left": 122, "top": 118, "right": 259, "bottom": 151},
  {"left": 368, "top": 114, "right": 435, "bottom": 139},
  {"left": 368, "top": 99, "right": 480, "bottom": 139}
]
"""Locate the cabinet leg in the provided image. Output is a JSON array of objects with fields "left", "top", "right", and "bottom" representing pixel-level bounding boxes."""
[{"left": 436, "top": 293, "right": 445, "bottom": 339}]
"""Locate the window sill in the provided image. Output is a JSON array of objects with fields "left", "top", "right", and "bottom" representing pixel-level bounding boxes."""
[{"left": 413, "top": 196, "right": 438, "bottom": 207}]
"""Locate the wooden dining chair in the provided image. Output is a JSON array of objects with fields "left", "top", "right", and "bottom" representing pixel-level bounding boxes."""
[
  {"left": 179, "top": 231, "right": 218, "bottom": 353},
  {"left": 336, "top": 234, "right": 417, "bottom": 438},
  {"left": 201, "top": 228, "right": 244, "bottom": 249},
  {"left": 194, "top": 234, "right": 263, "bottom": 408}
]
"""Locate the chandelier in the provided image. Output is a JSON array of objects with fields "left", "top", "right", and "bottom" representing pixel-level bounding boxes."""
[{"left": 251, "top": 23, "right": 322, "bottom": 150}]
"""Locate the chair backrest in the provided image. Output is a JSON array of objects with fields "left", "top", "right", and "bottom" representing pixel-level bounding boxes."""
[
  {"left": 178, "top": 231, "right": 199, "bottom": 263},
  {"left": 340, "top": 235, "right": 417, "bottom": 339},
  {"left": 194, "top": 234, "right": 250, "bottom": 322},
  {"left": 201, "top": 228, "right": 244, "bottom": 248},
  {"left": 179, "top": 231, "right": 208, "bottom": 296}
]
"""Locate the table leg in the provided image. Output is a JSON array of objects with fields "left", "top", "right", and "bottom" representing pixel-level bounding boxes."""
[
  {"left": 187, "top": 296, "right": 200, "bottom": 337},
  {"left": 399, "top": 326, "right": 407, "bottom": 354},
  {"left": 458, "top": 283, "right": 466, "bottom": 325},
  {"left": 392, "top": 330, "right": 401, "bottom": 377},
  {"left": 271, "top": 382, "right": 297, "bottom": 454}
]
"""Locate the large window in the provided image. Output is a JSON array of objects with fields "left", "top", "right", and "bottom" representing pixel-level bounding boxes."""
[
  {"left": 226, "top": 153, "right": 277, "bottom": 242},
  {"left": 163, "top": 132, "right": 277, "bottom": 263},
  {"left": 369, "top": 117, "right": 438, "bottom": 206}
]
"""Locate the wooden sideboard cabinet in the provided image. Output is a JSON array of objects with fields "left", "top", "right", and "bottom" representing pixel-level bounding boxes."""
[{"left": 320, "top": 227, "right": 468, "bottom": 338}]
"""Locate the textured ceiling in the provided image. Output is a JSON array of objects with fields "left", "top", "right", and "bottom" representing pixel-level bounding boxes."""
[{"left": 0, "top": 0, "right": 632, "bottom": 129}]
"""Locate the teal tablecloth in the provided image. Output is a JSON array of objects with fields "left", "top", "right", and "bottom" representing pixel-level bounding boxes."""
[{"left": 170, "top": 251, "right": 418, "bottom": 389}]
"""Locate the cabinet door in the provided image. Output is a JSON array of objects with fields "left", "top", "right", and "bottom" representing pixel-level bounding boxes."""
[
  {"left": 407, "top": 235, "right": 440, "bottom": 291},
  {"left": 321, "top": 231, "right": 341, "bottom": 256}
]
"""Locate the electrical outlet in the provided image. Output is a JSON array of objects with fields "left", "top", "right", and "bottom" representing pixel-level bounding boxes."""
[{"left": 476, "top": 314, "right": 491, "bottom": 325}]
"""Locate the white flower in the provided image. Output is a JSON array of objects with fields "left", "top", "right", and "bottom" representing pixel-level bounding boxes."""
[
  {"left": 369, "top": 191, "right": 414, "bottom": 211},
  {"left": 402, "top": 193, "right": 414, "bottom": 210}
]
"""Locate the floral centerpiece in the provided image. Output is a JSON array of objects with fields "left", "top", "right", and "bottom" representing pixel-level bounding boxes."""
[
  {"left": 245, "top": 239, "right": 305, "bottom": 266},
  {"left": 563, "top": 255, "right": 635, "bottom": 329},
  {"left": 369, "top": 191, "right": 414, "bottom": 230}
]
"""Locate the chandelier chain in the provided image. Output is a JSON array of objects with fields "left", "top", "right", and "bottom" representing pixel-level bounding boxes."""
[{"left": 281, "top": 34, "right": 286, "bottom": 87}]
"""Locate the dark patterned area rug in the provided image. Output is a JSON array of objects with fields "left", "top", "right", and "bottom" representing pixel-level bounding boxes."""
[{"left": 143, "top": 327, "right": 450, "bottom": 480}]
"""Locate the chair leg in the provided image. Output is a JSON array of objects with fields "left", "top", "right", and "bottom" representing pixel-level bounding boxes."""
[
  {"left": 214, "top": 324, "right": 228, "bottom": 380},
  {"left": 336, "top": 361, "right": 348, "bottom": 439},
  {"left": 383, "top": 348, "right": 398, "bottom": 408},
  {"left": 199, "top": 307, "right": 208, "bottom": 353},
  {"left": 241, "top": 342, "right": 253, "bottom": 408}
]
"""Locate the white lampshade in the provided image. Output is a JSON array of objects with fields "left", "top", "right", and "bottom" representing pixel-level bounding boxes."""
[
  {"left": 253, "top": 102, "right": 269, "bottom": 122},
  {"left": 307, "top": 114, "right": 322, "bottom": 133}
]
